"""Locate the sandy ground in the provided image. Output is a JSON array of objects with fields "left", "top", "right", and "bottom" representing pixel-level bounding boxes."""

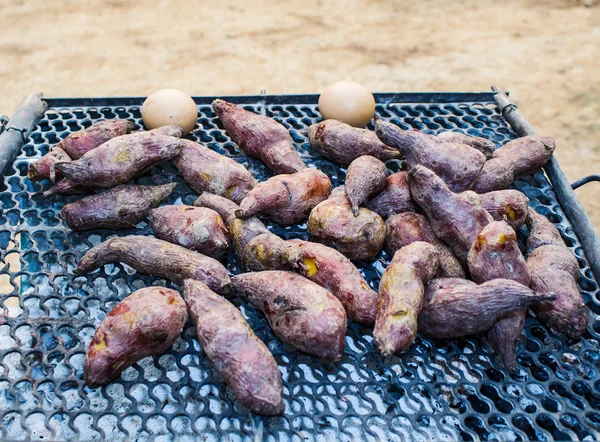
[{"left": 1, "top": 0, "right": 599, "bottom": 228}]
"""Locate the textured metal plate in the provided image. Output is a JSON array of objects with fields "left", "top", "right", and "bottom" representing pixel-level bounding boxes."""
[{"left": 1, "top": 94, "right": 599, "bottom": 441}]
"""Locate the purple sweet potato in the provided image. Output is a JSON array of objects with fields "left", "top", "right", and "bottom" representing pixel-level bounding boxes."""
[
  {"left": 376, "top": 119, "right": 486, "bottom": 192},
  {"left": 472, "top": 136, "right": 556, "bottom": 193},
  {"left": 345, "top": 155, "right": 388, "bottom": 216},
  {"left": 43, "top": 179, "right": 91, "bottom": 197},
  {"left": 60, "top": 120, "right": 137, "bottom": 159},
  {"left": 408, "top": 165, "right": 492, "bottom": 266},
  {"left": 419, "top": 278, "right": 553, "bottom": 339},
  {"left": 54, "top": 131, "right": 183, "bottom": 188},
  {"left": 478, "top": 189, "right": 530, "bottom": 231},
  {"left": 212, "top": 99, "right": 306, "bottom": 174},
  {"left": 526, "top": 208, "right": 588, "bottom": 338},
  {"left": 60, "top": 183, "right": 176, "bottom": 231},
  {"left": 437, "top": 131, "right": 495, "bottom": 159},
  {"left": 231, "top": 271, "right": 347, "bottom": 361},
  {"left": 290, "top": 239, "right": 379, "bottom": 325},
  {"left": 308, "top": 186, "right": 386, "bottom": 261},
  {"left": 366, "top": 172, "right": 417, "bottom": 219},
  {"left": 184, "top": 280, "right": 284, "bottom": 415},
  {"left": 149, "top": 125, "right": 184, "bottom": 137},
  {"left": 173, "top": 139, "right": 257, "bottom": 203},
  {"left": 307, "top": 119, "right": 402, "bottom": 166},
  {"left": 74, "top": 236, "right": 230, "bottom": 293},
  {"left": 149, "top": 205, "right": 230, "bottom": 259},
  {"left": 236, "top": 168, "right": 331, "bottom": 225},
  {"left": 84, "top": 286, "right": 187, "bottom": 388},
  {"left": 374, "top": 242, "right": 439, "bottom": 356},
  {"left": 385, "top": 212, "right": 465, "bottom": 278},
  {"left": 28, "top": 146, "right": 71, "bottom": 182}
]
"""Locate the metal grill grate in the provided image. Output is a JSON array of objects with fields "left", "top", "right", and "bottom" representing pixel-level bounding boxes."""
[{"left": 1, "top": 94, "right": 599, "bottom": 441}]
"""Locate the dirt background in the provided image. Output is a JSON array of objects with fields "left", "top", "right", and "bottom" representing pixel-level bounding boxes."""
[{"left": 1, "top": 0, "right": 599, "bottom": 227}]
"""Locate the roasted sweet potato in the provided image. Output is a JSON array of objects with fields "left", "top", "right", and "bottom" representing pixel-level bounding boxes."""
[
  {"left": 366, "top": 172, "right": 417, "bottom": 219},
  {"left": 236, "top": 168, "right": 331, "bottom": 225},
  {"left": 184, "top": 280, "right": 284, "bottom": 415},
  {"left": 472, "top": 135, "right": 556, "bottom": 193},
  {"left": 75, "top": 236, "right": 230, "bottom": 293},
  {"left": 308, "top": 186, "right": 386, "bottom": 261},
  {"left": 307, "top": 119, "right": 402, "bottom": 166},
  {"left": 374, "top": 242, "right": 439, "bottom": 356},
  {"left": 478, "top": 189, "right": 529, "bottom": 231},
  {"left": 54, "top": 131, "right": 183, "bottom": 188},
  {"left": 526, "top": 208, "right": 588, "bottom": 338},
  {"left": 408, "top": 165, "right": 492, "bottom": 265},
  {"left": 290, "top": 239, "right": 379, "bottom": 325},
  {"left": 375, "top": 119, "right": 486, "bottom": 192},
  {"left": 84, "top": 286, "right": 187, "bottom": 388},
  {"left": 385, "top": 213, "right": 464, "bottom": 278},
  {"left": 149, "top": 205, "right": 230, "bottom": 258},
  {"left": 28, "top": 146, "right": 71, "bottom": 182},
  {"left": 212, "top": 99, "right": 306, "bottom": 174},
  {"left": 231, "top": 271, "right": 347, "bottom": 361},
  {"left": 437, "top": 131, "right": 495, "bottom": 159},
  {"left": 43, "top": 179, "right": 91, "bottom": 197},
  {"left": 61, "top": 183, "right": 176, "bottom": 231},
  {"left": 173, "top": 139, "right": 257, "bottom": 203},
  {"left": 419, "top": 278, "right": 553, "bottom": 339},
  {"left": 345, "top": 156, "right": 388, "bottom": 216},
  {"left": 149, "top": 125, "right": 184, "bottom": 137},
  {"left": 60, "top": 120, "right": 137, "bottom": 159}
]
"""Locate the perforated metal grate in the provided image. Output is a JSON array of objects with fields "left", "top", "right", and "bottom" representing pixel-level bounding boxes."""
[{"left": 1, "top": 94, "right": 599, "bottom": 441}]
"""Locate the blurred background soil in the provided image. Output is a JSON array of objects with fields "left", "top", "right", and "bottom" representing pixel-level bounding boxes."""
[{"left": 1, "top": 0, "right": 599, "bottom": 227}]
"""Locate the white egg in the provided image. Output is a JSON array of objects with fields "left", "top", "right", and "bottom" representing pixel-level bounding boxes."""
[
  {"left": 318, "top": 81, "right": 376, "bottom": 127},
  {"left": 142, "top": 89, "right": 197, "bottom": 134}
]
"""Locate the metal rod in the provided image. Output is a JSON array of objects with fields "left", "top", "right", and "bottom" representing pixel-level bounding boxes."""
[
  {"left": 572, "top": 175, "right": 600, "bottom": 190},
  {"left": 492, "top": 86, "right": 600, "bottom": 283},
  {"left": 0, "top": 93, "right": 47, "bottom": 177}
]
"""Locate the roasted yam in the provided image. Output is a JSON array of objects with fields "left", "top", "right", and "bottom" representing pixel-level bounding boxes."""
[
  {"left": 43, "top": 179, "right": 91, "bottom": 197},
  {"left": 28, "top": 146, "right": 71, "bottom": 182},
  {"left": 437, "top": 131, "right": 495, "bottom": 159},
  {"left": 478, "top": 189, "right": 529, "bottom": 231},
  {"left": 366, "top": 172, "right": 417, "bottom": 219},
  {"left": 344, "top": 156, "right": 388, "bottom": 216}
]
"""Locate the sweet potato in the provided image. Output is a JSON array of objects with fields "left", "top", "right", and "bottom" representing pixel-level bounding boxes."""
[
  {"left": 230, "top": 271, "right": 347, "bottom": 361},
  {"left": 472, "top": 135, "right": 556, "bottom": 193},
  {"left": 236, "top": 168, "right": 331, "bottom": 225},
  {"left": 149, "top": 125, "right": 184, "bottom": 137},
  {"left": 28, "top": 146, "right": 71, "bottom": 182},
  {"left": 468, "top": 221, "right": 531, "bottom": 373},
  {"left": 149, "top": 205, "right": 230, "bottom": 259},
  {"left": 366, "top": 172, "right": 417, "bottom": 219},
  {"left": 408, "top": 165, "right": 492, "bottom": 265},
  {"left": 54, "top": 132, "right": 183, "bottom": 188},
  {"left": 308, "top": 186, "right": 386, "bottom": 261},
  {"left": 60, "top": 120, "right": 137, "bottom": 159},
  {"left": 74, "top": 236, "right": 230, "bottom": 293},
  {"left": 437, "top": 131, "right": 495, "bottom": 159},
  {"left": 184, "top": 280, "right": 284, "bottom": 415},
  {"left": 345, "top": 156, "right": 388, "bottom": 216},
  {"left": 173, "top": 139, "right": 257, "bottom": 203},
  {"left": 290, "top": 239, "right": 379, "bottom": 325},
  {"left": 478, "top": 189, "right": 529, "bottom": 231},
  {"left": 212, "top": 99, "right": 306, "bottom": 174},
  {"left": 84, "top": 286, "right": 187, "bottom": 388},
  {"left": 526, "top": 208, "right": 588, "bottom": 338},
  {"left": 193, "top": 193, "right": 300, "bottom": 271},
  {"left": 43, "top": 179, "right": 91, "bottom": 197},
  {"left": 307, "top": 119, "right": 402, "bottom": 166},
  {"left": 374, "top": 242, "right": 439, "bottom": 356},
  {"left": 60, "top": 183, "right": 176, "bottom": 231},
  {"left": 375, "top": 119, "right": 486, "bottom": 192},
  {"left": 419, "top": 278, "right": 554, "bottom": 339},
  {"left": 385, "top": 213, "right": 464, "bottom": 278}
]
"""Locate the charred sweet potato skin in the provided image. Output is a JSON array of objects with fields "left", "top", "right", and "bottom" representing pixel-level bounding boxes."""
[
  {"left": 84, "top": 286, "right": 187, "bottom": 388},
  {"left": 345, "top": 156, "right": 388, "bottom": 216},
  {"left": 237, "top": 168, "right": 332, "bottom": 225},
  {"left": 376, "top": 119, "right": 486, "bottom": 192},
  {"left": 212, "top": 99, "right": 306, "bottom": 174},
  {"left": 184, "top": 280, "right": 284, "bottom": 415},
  {"left": 61, "top": 183, "right": 176, "bottom": 231},
  {"left": 437, "top": 131, "right": 495, "bottom": 159},
  {"left": 478, "top": 189, "right": 529, "bottom": 231},
  {"left": 74, "top": 236, "right": 230, "bottom": 293},
  {"left": 472, "top": 136, "right": 556, "bottom": 193},
  {"left": 231, "top": 271, "right": 347, "bottom": 361},
  {"left": 173, "top": 139, "right": 257, "bottom": 203},
  {"left": 28, "top": 146, "right": 71, "bottom": 181},
  {"left": 61, "top": 120, "right": 137, "bottom": 159},
  {"left": 385, "top": 213, "right": 465, "bottom": 278},
  {"left": 149, "top": 205, "right": 230, "bottom": 258},
  {"left": 54, "top": 132, "right": 183, "bottom": 188},
  {"left": 290, "top": 239, "right": 379, "bottom": 325},
  {"left": 307, "top": 119, "right": 402, "bottom": 166},
  {"left": 366, "top": 172, "right": 417, "bottom": 219},
  {"left": 308, "top": 188, "right": 386, "bottom": 261},
  {"left": 374, "top": 242, "right": 439, "bottom": 356}
]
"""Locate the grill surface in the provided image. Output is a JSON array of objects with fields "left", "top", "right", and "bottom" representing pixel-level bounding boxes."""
[{"left": 1, "top": 94, "right": 599, "bottom": 441}]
